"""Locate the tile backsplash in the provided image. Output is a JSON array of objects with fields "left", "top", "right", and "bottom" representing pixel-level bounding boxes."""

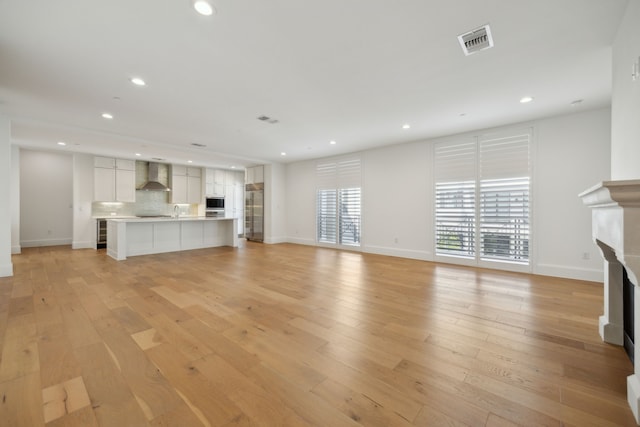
[{"left": 92, "top": 191, "right": 198, "bottom": 218}]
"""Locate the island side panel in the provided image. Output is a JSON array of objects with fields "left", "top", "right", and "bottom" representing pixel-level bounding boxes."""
[
  {"left": 107, "top": 220, "right": 127, "bottom": 260},
  {"left": 230, "top": 218, "right": 238, "bottom": 247},
  {"left": 182, "top": 221, "right": 205, "bottom": 250},
  {"left": 153, "top": 222, "right": 181, "bottom": 254},
  {"left": 126, "top": 222, "right": 154, "bottom": 257}
]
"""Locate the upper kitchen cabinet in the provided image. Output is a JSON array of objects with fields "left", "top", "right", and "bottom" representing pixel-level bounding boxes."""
[
  {"left": 245, "top": 165, "right": 264, "bottom": 184},
  {"left": 171, "top": 165, "right": 202, "bottom": 204},
  {"left": 204, "top": 168, "right": 225, "bottom": 196},
  {"left": 94, "top": 157, "right": 136, "bottom": 202}
]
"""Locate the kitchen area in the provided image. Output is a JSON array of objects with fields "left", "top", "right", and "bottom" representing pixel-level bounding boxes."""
[
  {"left": 15, "top": 148, "right": 269, "bottom": 259},
  {"left": 92, "top": 157, "right": 265, "bottom": 259}
]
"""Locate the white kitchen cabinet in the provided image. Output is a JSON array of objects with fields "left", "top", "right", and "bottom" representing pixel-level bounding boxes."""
[
  {"left": 213, "top": 169, "right": 225, "bottom": 195},
  {"left": 204, "top": 169, "right": 214, "bottom": 196},
  {"left": 171, "top": 165, "right": 202, "bottom": 204},
  {"left": 205, "top": 168, "right": 227, "bottom": 196},
  {"left": 94, "top": 156, "right": 136, "bottom": 202},
  {"left": 245, "top": 165, "right": 264, "bottom": 184}
]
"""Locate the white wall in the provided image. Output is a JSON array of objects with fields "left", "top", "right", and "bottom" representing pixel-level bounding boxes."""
[
  {"left": 362, "top": 141, "right": 432, "bottom": 260},
  {"left": 285, "top": 108, "right": 611, "bottom": 281},
  {"left": 534, "top": 108, "right": 611, "bottom": 280},
  {"left": 285, "top": 160, "right": 316, "bottom": 245},
  {"left": 611, "top": 0, "right": 640, "bottom": 180},
  {"left": 0, "top": 116, "right": 13, "bottom": 277},
  {"left": 20, "top": 149, "right": 73, "bottom": 247},
  {"left": 11, "top": 145, "right": 20, "bottom": 254},
  {"left": 264, "top": 163, "right": 287, "bottom": 244},
  {"left": 73, "top": 153, "right": 95, "bottom": 249}
]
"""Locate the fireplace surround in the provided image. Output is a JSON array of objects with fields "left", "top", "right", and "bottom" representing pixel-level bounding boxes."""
[{"left": 580, "top": 179, "right": 640, "bottom": 423}]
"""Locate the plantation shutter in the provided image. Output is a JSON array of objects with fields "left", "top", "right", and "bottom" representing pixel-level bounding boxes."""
[
  {"left": 317, "top": 161, "right": 338, "bottom": 243},
  {"left": 337, "top": 158, "right": 361, "bottom": 246},
  {"left": 316, "top": 157, "right": 361, "bottom": 246},
  {"left": 478, "top": 132, "right": 531, "bottom": 262},
  {"left": 434, "top": 140, "right": 477, "bottom": 258}
]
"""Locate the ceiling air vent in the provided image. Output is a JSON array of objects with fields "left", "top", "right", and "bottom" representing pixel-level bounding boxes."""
[
  {"left": 191, "top": 143, "right": 207, "bottom": 148},
  {"left": 257, "top": 115, "right": 279, "bottom": 124},
  {"left": 458, "top": 24, "right": 493, "bottom": 56}
]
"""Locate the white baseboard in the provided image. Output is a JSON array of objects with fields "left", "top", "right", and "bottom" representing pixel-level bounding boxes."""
[
  {"left": 534, "top": 263, "right": 603, "bottom": 282},
  {"left": 0, "top": 262, "right": 13, "bottom": 277},
  {"left": 21, "top": 238, "right": 73, "bottom": 248},
  {"left": 72, "top": 240, "right": 95, "bottom": 249},
  {"left": 11, "top": 245, "right": 21, "bottom": 254},
  {"left": 363, "top": 245, "right": 432, "bottom": 261},
  {"left": 284, "top": 237, "right": 316, "bottom": 246},
  {"left": 264, "top": 236, "right": 288, "bottom": 244}
]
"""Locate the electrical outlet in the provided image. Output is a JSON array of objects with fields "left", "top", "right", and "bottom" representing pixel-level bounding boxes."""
[
  {"left": 582, "top": 252, "right": 590, "bottom": 260},
  {"left": 394, "top": 237, "right": 399, "bottom": 244}
]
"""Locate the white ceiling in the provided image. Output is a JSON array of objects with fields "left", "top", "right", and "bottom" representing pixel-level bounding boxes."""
[{"left": 0, "top": 0, "right": 629, "bottom": 169}]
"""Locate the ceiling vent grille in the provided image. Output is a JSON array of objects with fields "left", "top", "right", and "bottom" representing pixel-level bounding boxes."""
[
  {"left": 257, "top": 115, "right": 279, "bottom": 124},
  {"left": 458, "top": 24, "right": 493, "bottom": 56}
]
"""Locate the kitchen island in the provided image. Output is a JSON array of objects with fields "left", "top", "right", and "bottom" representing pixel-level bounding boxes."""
[{"left": 106, "top": 216, "right": 238, "bottom": 260}]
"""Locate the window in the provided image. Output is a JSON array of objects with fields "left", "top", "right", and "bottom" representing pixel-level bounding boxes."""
[
  {"left": 434, "top": 140, "right": 476, "bottom": 259},
  {"left": 316, "top": 157, "right": 361, "bottom": 246},
  {"left": 435, "top": 130, "right": 531, "bottom": 266}
]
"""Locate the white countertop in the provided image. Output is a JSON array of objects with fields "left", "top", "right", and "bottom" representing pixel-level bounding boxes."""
[{"left": 107, "top": 216, "right": 235, "bottom": 223}]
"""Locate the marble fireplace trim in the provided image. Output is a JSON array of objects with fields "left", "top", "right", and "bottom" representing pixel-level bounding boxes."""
[{"left": 580, "top": 179, "right": 640, "bottom": 424}]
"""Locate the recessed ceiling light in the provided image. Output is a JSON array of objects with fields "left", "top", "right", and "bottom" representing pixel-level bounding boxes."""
[
  {"left": 402, "top": 124, "right": 411, "bottom": 129},
  {"left": 194, "top": 0, "right": 215, "bottom": 16},
  {"left": 130, "top": 77, "right": 146, "bottom": 86},
  {"left": 520, "top": 96, "right": 534, "bottom": 104},
  {"left": 102, "top": 112, "right": 113, "bottom": 119},
  {"left": 280, "top": 152, "right": 287, "bottom": 156},
  {"left": 135, "top": 153, "right": 141, "bottom": 157},
  {"left": 187, "top": 160, "right": 193, "bottom": 163},
  {"left": 330, "top": 140, "right": 337, "bottom": 145},
  {"left": 57, "top": 141, "right": 66, "bottom": 146}
]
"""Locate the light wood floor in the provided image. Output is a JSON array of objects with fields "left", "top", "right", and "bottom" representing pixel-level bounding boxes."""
[{"left": 0, "top": 242, "right": 636, "bottom": 426}]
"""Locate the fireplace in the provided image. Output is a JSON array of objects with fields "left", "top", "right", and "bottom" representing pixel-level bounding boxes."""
[
  {"left": 625, "top": 267, "right": 635, "bottom": 364},
  {"left": 580, "top": 179, "right": 640, "bottom": 423}
]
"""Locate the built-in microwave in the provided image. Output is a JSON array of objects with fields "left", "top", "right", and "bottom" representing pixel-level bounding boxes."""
[{"left": 205, "top": 196, "right": 225, "bottom": 216}]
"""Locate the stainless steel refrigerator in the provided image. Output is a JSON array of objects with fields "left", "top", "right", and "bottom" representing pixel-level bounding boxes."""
[{"left": 245, "top": 182, "right": 264, "bottom": 242}]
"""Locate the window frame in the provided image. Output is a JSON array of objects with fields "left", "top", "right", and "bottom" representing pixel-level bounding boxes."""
[
  {"left": 433, "top": 129, "right": 533, "bottom": 273},
  {"left": 315, "top": 156, "right": 363, "bottom": 250}
]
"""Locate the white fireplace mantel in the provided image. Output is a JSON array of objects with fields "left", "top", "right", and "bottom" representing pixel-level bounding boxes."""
[{"left": 580, "top": 179, "right": 640, "bottom": 424}]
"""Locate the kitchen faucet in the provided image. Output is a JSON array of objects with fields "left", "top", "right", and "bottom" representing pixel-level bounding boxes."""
[{"left": 173, "top": 204, "right": 179, "bottom": 218}]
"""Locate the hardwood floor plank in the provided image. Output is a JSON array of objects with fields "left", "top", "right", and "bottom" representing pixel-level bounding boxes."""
[
  {"left": 0, "top": 371, "right": 44, "bottom": 427},
  {"left": 59, "top": 302, "right": 102, "bottom": 350},
  {"left": 0, "top": 313, "right": 39, "bottom": 382},
  {"left": 45, "top": 405, "right": 100, "bottom": 427},
  {"left": 0, "top": 243, "right": 635, "bottom": 426},
  {"left": 92, "top": 316, "right": 183, "bottom": 420},
  {"left": 145, "top": 342, "right": 243, "bottom": 426},
  {"left": 311, "top": 377, "right": 416, "bottom": 427},
  {"left": 41, "top": 376, "right": 91, "bottom": 423},
  {"left": 37, "top": 327, "right": 82, "bottom": 389},
  {"left": 248, "top": 362, "right": 361, "bottom": 427},
  {"left": 74, "top": 342, "right": 149, "bottom": 427}
]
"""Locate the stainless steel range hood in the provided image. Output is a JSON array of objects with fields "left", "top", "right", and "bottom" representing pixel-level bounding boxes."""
[{"left": 139, "top": 162, "right": 170, "bottom": 191}]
